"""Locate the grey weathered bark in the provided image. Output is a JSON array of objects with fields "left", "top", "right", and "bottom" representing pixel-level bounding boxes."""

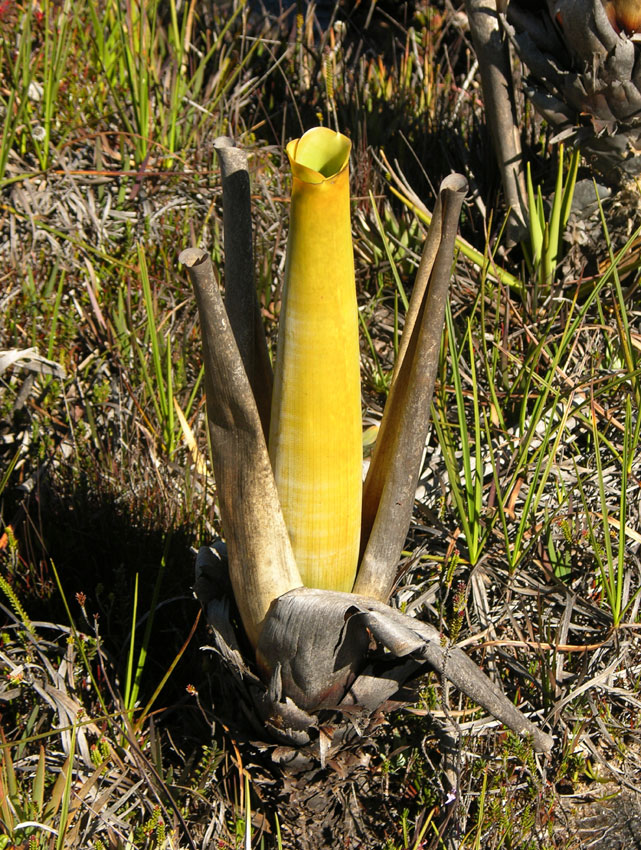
[
  {"left": 260, "top": 589, "right": 554, "bottom": 752},
  {"left": 180, "top": 248, "right": 301, "bottom": 648},
  {"left": 355, "top": 175, "right": 467, "bottom": 603},
  {"left": 194, "top": 570, "right": 553, "bottom": 754},
  {"left": 500, "top": 0, "right": 641, "bottom": 178},
  {"left": 466, "top": 0, "right": 527, "bottom": 237},
  {"left": 214, "top": 137, "right": 273, "bottom": 438}
]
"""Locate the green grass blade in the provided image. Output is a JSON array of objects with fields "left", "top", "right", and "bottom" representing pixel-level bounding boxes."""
[
  {"left": 123, "top": 572, "right": 140, "bottom": 714},
  {"left": 559, "top": 146, "right": 581, "bottom": 236},
  {"left": 129, "top": 537, "right": 171, "bottom": 723},
  {"left": 136, "top": 610, "right": 200, "bottom": 731},
  {"left": 33, "top": 746, "right": 46, "bottom": 817},
  {"left": 526, "top": 161, "right": 542, "bottom": 268},
  {"left": 388, "top": 184, "right": 525, "bottom": 294},
  {"left": 54, "top": 726, "right": 77, "bottom": 850},
  {"left": 545, "top": 144, "right": 565, "bottom": 284},
  {"left": 48, "top": 561, "right": 111, "bottom": 720},
  {"left": 368, "top": 190, "right": 409, "bottom": 310}
]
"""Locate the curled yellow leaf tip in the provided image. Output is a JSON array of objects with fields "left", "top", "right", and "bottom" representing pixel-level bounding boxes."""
[{"left": 286, "top": 126, "right": 351, "bottom": 183}]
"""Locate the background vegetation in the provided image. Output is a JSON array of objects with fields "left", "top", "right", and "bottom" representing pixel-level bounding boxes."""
[{"left": 1, "top": 0, "right": 640, "bottom": 847}]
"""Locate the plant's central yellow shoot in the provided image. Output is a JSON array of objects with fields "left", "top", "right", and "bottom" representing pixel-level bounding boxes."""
[{"left": 269, "top": 127, "right": 362, "bottom": 592}]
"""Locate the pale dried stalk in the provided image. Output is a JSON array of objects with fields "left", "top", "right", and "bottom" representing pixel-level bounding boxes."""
[
  {"left": 355, "top": 174, "right": 467, "bottom": 602},
  {"left": 466, "top": 0, "right": 527, "bottom": 237},
  {"left": 180, "top": 248, "right": 302, "bottom": 648}
]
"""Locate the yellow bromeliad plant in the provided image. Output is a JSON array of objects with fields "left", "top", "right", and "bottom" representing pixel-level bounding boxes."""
[{"left": 180, "top": 129, "right": 553, "bottom": 754}]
